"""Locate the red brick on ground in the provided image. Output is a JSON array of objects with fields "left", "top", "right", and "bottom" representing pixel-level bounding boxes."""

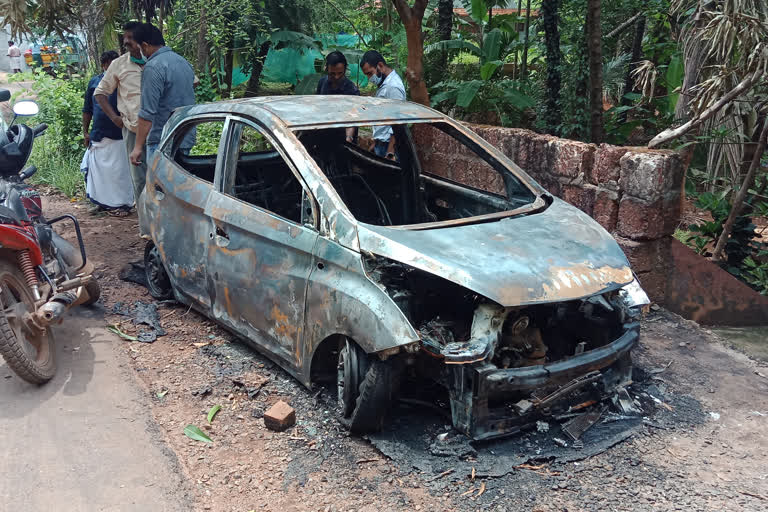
[{"left": 264, "top": 400, "right": 296, "bottom": 432}]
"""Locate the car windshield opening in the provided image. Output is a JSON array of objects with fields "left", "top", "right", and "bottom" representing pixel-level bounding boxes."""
[{"left": 293, "top": 121, "right": 536, "bottom": 228}]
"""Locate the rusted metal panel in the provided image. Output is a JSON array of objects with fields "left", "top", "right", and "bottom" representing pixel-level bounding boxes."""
[
  {"left": 357, "top": 198, "right": 634, "bottom": 307},
  {"left": 300, "top": 235, "right": 420, "bottom": 385},
  {"left": 143, "top": 155, "right": 215, "bottom": 310},
  {"left": 205, "top": 191, "right": 318, "bottom": 374},
  {"left": 666, "top": 239, "right": 768, "bottom": 326}
]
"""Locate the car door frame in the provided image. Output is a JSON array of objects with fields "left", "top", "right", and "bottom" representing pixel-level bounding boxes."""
[
  {"left": 205, "top": 113, "right": 321, "bottom": 375},
  {"left": 144, "top": 113, "right": 231, "bottom": 312}
]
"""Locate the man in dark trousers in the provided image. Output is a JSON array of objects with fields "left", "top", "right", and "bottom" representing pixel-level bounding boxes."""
[{"left": 315, "top": 51, "right": 359, "bottom": 144}]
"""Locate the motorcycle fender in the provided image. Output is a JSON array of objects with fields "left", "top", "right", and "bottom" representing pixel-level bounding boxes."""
[{"left": 0, "top": 225, "right": 43, "bottom": 265}]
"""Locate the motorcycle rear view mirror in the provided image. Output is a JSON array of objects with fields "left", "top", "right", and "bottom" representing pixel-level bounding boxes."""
[
  {"left": 13, "top": 100, "right": 39, "bottom": 117},
  {"left": 0, "top": 89, "right": 10, "bottom": 102}
]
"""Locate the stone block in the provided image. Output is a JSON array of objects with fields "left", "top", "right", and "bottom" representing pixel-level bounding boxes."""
[
  {"left": 590, "top": 144, "right": 628, "bottom": 184},
  {"left": 635, "top": 269, "right": 667, "bottom": 304},
  {"left": 550, "top": 140, "right": 596, "bottom": 179},
  {"left": 616, "top": 196, "right": 666, "bottom": 240},
  {"left": 535, "top": 173, "right": 562, "bottom": 197},
  {"left": 617, "top": 236, "right": 671, "bottom": 274},
  {"left": 264, "top": 400, "right": 296, "bottom": 432},
  {"left": 619, "top": 151, "right": 669, "bottom": 202},
  {"left": 616, "top": 193, "right": 683, "bottom": 240},
  {"left": 593, "top": 189, "right": 620, "bottom": 232},
  {"left": 561, "top": 184, "right": 596, "bottom": 216}
]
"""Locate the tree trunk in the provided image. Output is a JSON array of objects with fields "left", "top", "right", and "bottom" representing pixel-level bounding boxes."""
[
  {"left": 541, "top": 0, "right": 562, "bottom": 135},
  {"left": 514, "top": 0, "right": 522, "bottom": 78},
  {"left": 159, "top": 2, "right": 165, "bottom": 37},
  {"left": 384, "top": 0, "right": 393, "bottom": 31},
  {"left": 197, "top": 7, "right": 209, "bottom": 72},
  {"left": 521, "top": 0, "right": 532, "bottom": 78},
  {"left": 392, "top": 0, "right": 430, "bottom": 106},
  {"left": 586, "top": 0, "right": 604, "bottom": 143},
  {"left": 711, "top": 116, "right": 768, "bottom": 264},
  {"left": 437, "top": 0, "right": 453, "bottom": 67},
  {"left": 619, "top": 13, "right": 645, "bottom": 123},
  {"left": 224, "top": 46, "right": 234, "bottom": 94},
  {"left": 245, "top": 41, "right": 272, "bottom": 97},
  {"left": 437, "top": 0, "right": 452, "bottom": 41}
]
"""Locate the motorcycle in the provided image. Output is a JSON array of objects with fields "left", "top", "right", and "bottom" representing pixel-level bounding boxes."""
[{"left": 0, "top": 89, "right": 100, "bottom": 384}]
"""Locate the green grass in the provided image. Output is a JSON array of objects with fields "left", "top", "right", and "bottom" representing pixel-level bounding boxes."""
[
  {"left": 257, "top": 82, "right": 294, "bottom": 96},
  {"left": 673, "top": 228, "right": 691, "bottom": 245},
  {"left": 27, "top": 142, "right": 84, "bottom": 198}
]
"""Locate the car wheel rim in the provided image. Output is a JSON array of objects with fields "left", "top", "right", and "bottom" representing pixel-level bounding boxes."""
[
  {"left": 146, "top": 244, "right": 171, "bottom": 295},
  {"left": 337, "top": 340, "right": 359, "bottom": 419}
]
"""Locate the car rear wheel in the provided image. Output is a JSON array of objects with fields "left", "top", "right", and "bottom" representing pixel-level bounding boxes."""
[
  {"left": 337, "top": 337, "right": 401, "bottom": 433},
  {"left": 144, "top": 241, "right": 173, "bottom": 300}
]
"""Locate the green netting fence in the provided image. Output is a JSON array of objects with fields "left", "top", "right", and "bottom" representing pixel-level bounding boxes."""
[{"left": 228, "top": 33, "right": 370, "bottom": 89}]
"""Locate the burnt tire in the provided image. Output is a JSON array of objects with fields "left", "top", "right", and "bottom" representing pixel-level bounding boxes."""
[
  {"left": 0, "top": 259, "right": 56, "bottom": 384},
  {"left": 144, "top": 241, "right": 173, "bottom": 300},
  {"left": 337, "top": 338, "right": 401, "bottom": 433}
]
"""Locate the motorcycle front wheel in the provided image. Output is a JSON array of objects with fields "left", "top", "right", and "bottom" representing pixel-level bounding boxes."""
[{"left": 0, "top": 257, "right": 56, "bottom": 384}]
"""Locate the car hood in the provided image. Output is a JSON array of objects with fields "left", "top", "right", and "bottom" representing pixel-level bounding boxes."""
[{"left": 357, "top": 198, "right": 634, "bottom": 307}]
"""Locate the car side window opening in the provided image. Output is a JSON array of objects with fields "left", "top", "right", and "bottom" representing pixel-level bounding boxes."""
[
  {"left": 223, "top": 122, "right": 304, "bottom": 225},
  {"left": 169, "top": 119, "right": 225, "bottom": 184},
  {"left": 293, "top": 122, "right": 535, "bottom": 228}
]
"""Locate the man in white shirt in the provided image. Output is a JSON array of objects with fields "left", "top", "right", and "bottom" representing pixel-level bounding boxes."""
[
  {"left": 360, "top": 50, "right": 406, "bottom": 161},
  {"left": 7, "top": 42, "right": 22, "bottom": 73}
]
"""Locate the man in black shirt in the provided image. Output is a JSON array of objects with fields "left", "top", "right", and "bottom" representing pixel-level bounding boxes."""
[
  {"left": 316, "top": 51, "right": 360, "bottom": 96},
  {"left": 316, "top": 51, "right": 359, "bottom": 143}
]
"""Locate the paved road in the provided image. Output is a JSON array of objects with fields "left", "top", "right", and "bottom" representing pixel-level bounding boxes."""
[{"left": 0, "top": 307, "right": 190, "bottom": 511}]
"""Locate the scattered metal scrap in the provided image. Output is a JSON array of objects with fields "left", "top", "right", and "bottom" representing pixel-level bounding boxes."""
[
  {"left": 562, "top": 408, "right": 604, "bottom": 441},
  {"left": 111, "top": 301, "right": 167, "bottom": 342}
]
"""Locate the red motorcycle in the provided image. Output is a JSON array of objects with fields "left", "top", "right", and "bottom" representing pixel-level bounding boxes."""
[{"left": 0, "top": 89, "right": 100, "bottom": 384}]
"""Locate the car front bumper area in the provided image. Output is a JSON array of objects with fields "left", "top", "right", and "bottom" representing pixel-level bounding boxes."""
[{"left": 445, "top": 322, "right": 639, "bottom": 441}]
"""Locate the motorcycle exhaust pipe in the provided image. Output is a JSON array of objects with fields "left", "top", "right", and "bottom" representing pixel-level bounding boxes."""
[
  {"left": 35, "top": 279, "right": 93, "bottom": 326},
  {"left": 36, "top": 292, "right": 77, "bottom": 325}
]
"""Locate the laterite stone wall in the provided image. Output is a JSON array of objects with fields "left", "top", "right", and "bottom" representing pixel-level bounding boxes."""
[{"left": 413, "top": 124, "right": 685, "bottom": 304}]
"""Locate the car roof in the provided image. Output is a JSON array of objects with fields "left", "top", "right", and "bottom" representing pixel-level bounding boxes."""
[{"left": 196, "top": 95, "right": 446, "bottom": 128}]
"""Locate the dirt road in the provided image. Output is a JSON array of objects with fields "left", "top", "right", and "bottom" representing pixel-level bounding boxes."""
[{"left": 0, "top": 307, "right": 191, "bottom": 511}]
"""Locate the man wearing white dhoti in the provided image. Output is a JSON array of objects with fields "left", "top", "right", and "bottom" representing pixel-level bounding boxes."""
[
  {"left": 81, "top": 51, "right": 134, "bottom": 215},
  {"left": 7, "top": 42, "right": 22, "bottom": 73}
]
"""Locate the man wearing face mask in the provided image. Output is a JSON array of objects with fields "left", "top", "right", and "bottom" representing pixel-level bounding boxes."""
[
  {"left": 360, "top": 50, "right": 406, "bottom": 161},
  {"left": 129, "top": 23, "right": 195, "bottom": 171},
  {"left": 94, "top": 21, "right": 146, "bottom": 211}
]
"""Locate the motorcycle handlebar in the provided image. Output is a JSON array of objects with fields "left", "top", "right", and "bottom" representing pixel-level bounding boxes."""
[
  {"left": 33, "top": 123, "right": 48, "bottom": 137},
  {"left": 19, "top": 166, "right": 37, "bottom": 181}
]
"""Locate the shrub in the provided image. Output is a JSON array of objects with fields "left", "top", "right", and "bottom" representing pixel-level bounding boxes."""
[{"left": 21, "top": 70, "right": 88, "bottom": 197}]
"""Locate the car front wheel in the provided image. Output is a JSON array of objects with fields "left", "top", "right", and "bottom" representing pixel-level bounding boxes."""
[{"left": 337, "top": 337, "right": 401, "bottom": 433}]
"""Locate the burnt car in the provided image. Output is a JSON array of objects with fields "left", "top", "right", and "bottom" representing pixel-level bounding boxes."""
[{"left": 138, "top": 96, "right": 649, "bottom": 440}]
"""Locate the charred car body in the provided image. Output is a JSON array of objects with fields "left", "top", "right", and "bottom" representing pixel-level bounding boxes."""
[{"left": 139, "top": 96, "right": 649, "bottom": 440}]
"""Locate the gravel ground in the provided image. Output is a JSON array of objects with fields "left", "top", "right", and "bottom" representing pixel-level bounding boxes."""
[{"left": 45, "top": 193, "right": 768, "bottom": 512}]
